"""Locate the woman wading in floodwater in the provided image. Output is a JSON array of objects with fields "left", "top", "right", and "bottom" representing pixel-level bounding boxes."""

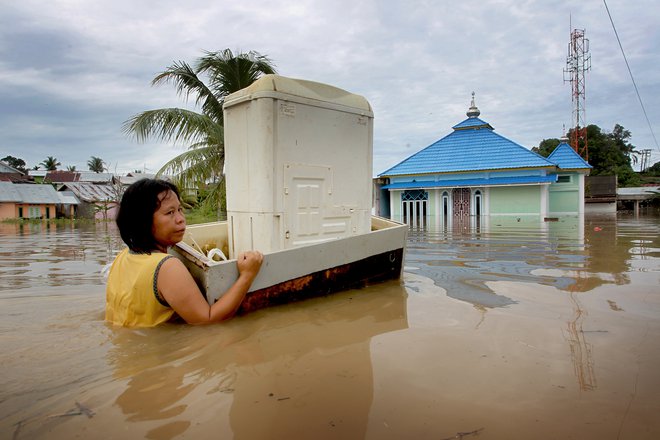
[{"left": 105, "top": 178, "right": 263, "bottom": 327}]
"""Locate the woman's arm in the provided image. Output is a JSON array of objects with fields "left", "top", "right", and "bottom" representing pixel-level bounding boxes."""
[{"left": 158, "top": 251, "right": 263, "bottom": 324}]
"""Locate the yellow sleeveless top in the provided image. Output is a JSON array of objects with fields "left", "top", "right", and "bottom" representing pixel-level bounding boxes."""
[{"left": 105, "top": 248, "right": 176, "bottom": 327}]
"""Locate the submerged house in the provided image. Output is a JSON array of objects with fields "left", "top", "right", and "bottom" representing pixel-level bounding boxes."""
[
  {"left": 58, "top": 182, "right": 119, "bottom": 220},
  {"left": 376, "top": 96, "right": 591, "bottom": 227},
  {"left": 0, "top": 182, "right": 66, "bottom": 219}
]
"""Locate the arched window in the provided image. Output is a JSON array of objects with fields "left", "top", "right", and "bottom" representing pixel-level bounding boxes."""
[
  {"left": 401, "top": 190, "right": 428, "bottom": 228},
  {"left": 442, "top": 191, "right": 450, "bottom": 221},
  {"left": 474, "top": 190, "right": 482, "bottom": 216}
]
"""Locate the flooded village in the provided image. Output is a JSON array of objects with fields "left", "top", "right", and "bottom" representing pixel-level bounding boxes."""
[
  {"left": 0, "top": 209, "right": 658, "bottom": 439},
  {"left": 1, "top": 73, "right": 659, "bottom": 439}
]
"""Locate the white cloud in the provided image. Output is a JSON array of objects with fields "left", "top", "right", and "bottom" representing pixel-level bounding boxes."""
[{"left": 1, "top": 0, "right": 658, "bottom": 174}]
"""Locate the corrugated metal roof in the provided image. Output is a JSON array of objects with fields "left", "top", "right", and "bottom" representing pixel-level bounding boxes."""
[
  {"left": 78, "top": 172, "right": 113, "bottom": 183},
  {"left": 617, "top": 186, "right": 660, "bottom": 196},
  {"left": 45, "top": 171, "right": 80, "bottom": 182},
  {"left": 0, "top": 182, "right": 62, "bottom": 204},
  {"left": 57, "top": 190, "right": 80, "bottom": 205},
  {"left": 0, "top": 181, "right": 20, "bottom": 201},
  {"left": 117, "top": 174, "right": 159, "bottom": 186},
  {"left": 382, "top": 175, "right": 557, "bottom": 190},
  {"left": 452, "top": 117, "right": 493, "bottom": 130},
  {"left": 379, "top": 115, "right": 555, "bottom": 177},
  {"left": 1, "top": 161, "right": 23, "bottom": 174},
  {"left": 547, "top": 142, "right": 592, "bottom": 170},
  {"left": 60, "top": 182, "right": 117, "bottom": 202}
]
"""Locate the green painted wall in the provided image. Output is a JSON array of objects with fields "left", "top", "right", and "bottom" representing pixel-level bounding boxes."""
[
  {"left": 428, "top": 190, "right": 437, "bottom": 216},
  {"left": 391, "top": 190, "right": 401, "bottom": 218},
  {"left": 489, "top": 186, "right": 540, "bottom": 214},
  {"left": 549, "top": 191, "right": 579, "bottom": 212},
  {"left": 549, "top": 173, "right": 580, "bottom": 213}
]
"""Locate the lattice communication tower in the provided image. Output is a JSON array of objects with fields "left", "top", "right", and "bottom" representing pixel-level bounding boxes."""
[{"left": 564, "top": 28, "right": 591, "bottom": 161}]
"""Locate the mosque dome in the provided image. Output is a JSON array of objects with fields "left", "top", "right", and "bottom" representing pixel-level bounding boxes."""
[{"left": 466, "top": 92, "right": 480, "bottom": 118}]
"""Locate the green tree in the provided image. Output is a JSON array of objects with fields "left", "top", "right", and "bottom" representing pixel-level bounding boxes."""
[
  {"left": 88, "top": 156, "right": 106, "bottom": 173},
  {"left": 1, "top": 155, "right": 27, "bottom": 174},
  {"left": 644, "top": 161, "right": 660, "bottom": 176},
  {"left": 41, "top": 156, "right": 61, "bottom": 171},
  {"left": 581, "top": 124, "right": 641, "bottom": 187},
  {"left": 532, "top": 138, "right": 560, "bottom": 157},
  {"left": 67, "top": 165, "right": 77, "bottom": 171},
  {"left": 123, "top": 49, "right": 277, "bottom": 213},
  {"left": 536, "top": 124, "right": 641, "bottom": 187}
]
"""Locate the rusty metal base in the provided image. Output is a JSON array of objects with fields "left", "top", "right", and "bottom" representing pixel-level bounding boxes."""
[{"left": 237, "top": 248, "right": 405, "bottom": 314}]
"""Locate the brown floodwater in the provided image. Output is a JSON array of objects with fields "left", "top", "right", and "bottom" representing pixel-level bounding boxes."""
[{"left": 0, "top": 213, "right": 659, "bottom": 439}]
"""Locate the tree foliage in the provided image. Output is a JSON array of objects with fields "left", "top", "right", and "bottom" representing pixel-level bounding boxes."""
[
  {"left": 583, "top": 124, "right": 641, "bottom": 187},
  {"left": 123, "top": 49, "right": 276, "bottom": 213},
  {"left": 40, "top": 156, "right": 61, "bottom": 171},
  {"left": 88, "top": 156, "right": 106, "bottom": 173},
  {"left": 535, "top": 124, "right": 641, "bottom": 187},
  {"left": 532, "top": 139, "right": 560, "bottom": 157},
  {"left": 644, "top": 161, "right": 660, "bottom": 176}
]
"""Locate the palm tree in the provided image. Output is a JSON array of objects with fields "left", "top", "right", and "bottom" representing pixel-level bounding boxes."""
[
  {"left": 41, "top": 156, "right": 61, "bottom": 171},
  {"left": 123, "top": 49, "right": 276, "bottom": 212},
  {"left": 67, "top": 165, "right": 77, "bottom": 171},
  {"left": 88, "top": 156, "right": 106, "bottom": 173}
]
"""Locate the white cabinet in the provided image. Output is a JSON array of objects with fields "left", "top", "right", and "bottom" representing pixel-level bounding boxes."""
[{"left": 223, "top": 75, "right": 374, "bottom": 257}]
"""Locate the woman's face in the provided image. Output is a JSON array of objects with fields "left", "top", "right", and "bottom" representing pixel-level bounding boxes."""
[{"left": 151, "top": 189, "right": 186, "bottom": 252}]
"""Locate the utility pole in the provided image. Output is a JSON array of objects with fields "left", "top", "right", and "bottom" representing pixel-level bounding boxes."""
[
  {"left": 564, "top": 28, "right": 591, "bottom": 161},
  {"left": 639, "top": 149, "right": 651, "bottom": 172}
]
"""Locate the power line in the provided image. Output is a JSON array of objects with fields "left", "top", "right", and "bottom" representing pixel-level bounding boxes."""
[{"left": 603, "top": 0, "right": 659, "bottom": 153}]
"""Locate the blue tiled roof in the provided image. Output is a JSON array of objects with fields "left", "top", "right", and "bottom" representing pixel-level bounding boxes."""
[
  {"left": 379, "top": 116, "right": 555, "bottom": 177},
  {"left": 452, "top": 117, "right": 492, "bottom": 130},
  {"left": 382, "top": 175, "right": 557, "bottom": 190},
  {"left": 547, "top": 142, "right": 592, "bottom": 170}
]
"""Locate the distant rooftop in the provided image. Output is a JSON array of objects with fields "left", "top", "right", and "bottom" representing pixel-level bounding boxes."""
[
  {"left": 59, "top": 182, "right": 117, "bottom": 203},
  {"left": 0, "top": 182, "right": 63, "bottom": 204},
  {"left": 0, "top": 161, "right": 24, "bottom": 175}
]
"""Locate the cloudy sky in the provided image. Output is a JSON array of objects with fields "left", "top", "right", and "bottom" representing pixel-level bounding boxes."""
[{"left": 1, "top": 0, "right": 658, "bottom": 175}]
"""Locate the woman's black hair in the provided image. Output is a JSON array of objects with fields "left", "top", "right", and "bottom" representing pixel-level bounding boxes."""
[{"left": 116, "top": 178, "right": 181, "bottom": 254}]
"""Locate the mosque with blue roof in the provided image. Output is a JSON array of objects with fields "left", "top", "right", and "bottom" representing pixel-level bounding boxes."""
[{"left": 376, "top": 94, "right": 591, "bottom": 226}]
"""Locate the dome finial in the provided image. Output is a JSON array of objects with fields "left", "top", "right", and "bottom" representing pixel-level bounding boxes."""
[
  {"left": 560, "top": 124, "right": 569, "bottom": 143},
  {"left": 467, "top": 91, "right": 480, "bottom": 118}
]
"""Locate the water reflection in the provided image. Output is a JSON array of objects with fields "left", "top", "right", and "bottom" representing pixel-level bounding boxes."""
[
  {"left": 405, "top": 214, "right": 659, "bottom": 307},
  {"left": 106, "top": 282, "right": 408, "bottom": 439},
  {"left": 0, "top": 221, "right": 122, "bottom": 293},
  {"left": 406, "top": 213, "right": 660, "bottom": 395},
  {"left": 1, "top": 214, "right": 659, "bottom": 439}
]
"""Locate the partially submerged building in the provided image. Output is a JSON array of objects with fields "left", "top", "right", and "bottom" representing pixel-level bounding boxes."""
[
  {"left": 376, "top": 96, "right": 591, "bottom": 227},
  {"left": 0, "top": 170, "right": 128, "bottom": 220},
  {"left": 58, "top": 182, "right": 119, "bottom": 220},
  {"left": 546, "top": 139, "right": 593, "bottom": 215},
  {"left": 0, "top": 182, "right": 74, "bottom": 219}
]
